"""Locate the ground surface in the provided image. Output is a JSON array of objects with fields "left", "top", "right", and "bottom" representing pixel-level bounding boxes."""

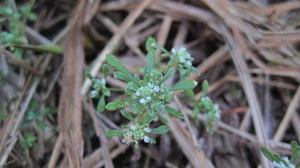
[{"left": 0, "top": 0, "right": 300, "bottom": 167}]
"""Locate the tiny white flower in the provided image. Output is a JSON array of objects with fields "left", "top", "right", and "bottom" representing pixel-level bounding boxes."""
[
  {"left": 214, "top": 112, "right": 220, "bottom": 119},
  {"left": 283, "top": 157, "right": 289, "bottom": 163},
  {"left": 139, "top": 98, "right": 146, "bottom": 104},
  {"left": 130, "top": 125, "right": 137, "bottom": 130},
  {"left": 143, "top": 128, "right": 151, "bottom": 133},
  {"left": 193, "top": 80, "right": 198, "bottom": 86},
  {"left": 272, "top": 161, "right": 283, "bottom": 168},
  {"left": 100, "top": 78, "right": 106, "bottom": 85},
  {"left": 146, "top": 96, "right": 152, "bottom": 102},
  {"left": 179, "top": 47, "right": 186, "bottom": 52},
  {"left": 186, "top": 61, "right": 192, "bottom": 66},
  {"left": 143, "top": 136, "right": 150, "bottom": 143},
  {"left": 171, "top": 48, "right": 176, "bottom": 54},
  {"left": 136, "top": 91, "right": 141, "bottom": 96},
  {"left": 153, "top": 86, "right": 160, "bottom": 92},
  {"left": 147, "top": 83, "right": 154, "bottom": 88},
  {"left": 90, "top": 90, "right": 98, "bottom": 97},
  {"left": 179, "top": 57, "right": 186, "bottom": 63},
  {"left": 214, "top": 104, "right": 220, "bottom": 111}
]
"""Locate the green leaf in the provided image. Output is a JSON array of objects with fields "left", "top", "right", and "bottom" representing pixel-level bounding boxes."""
[
  {"left": 11, "top": 44, "right": 63, "bottom": 54},
  {"left": 145, "top": 36, "right": 157, "bottom": 52},
  {"left": 113, "top": 72, "right": 131, "bottom": 82},
  {"left": 291, "top": 141, "right": 300, "bottom": 164},
  {"left": 192, "top": 108, "right": 199, "bottom": 118},
  {"left": 260, "top": 147, "right": 281, "bottom": 162},
  {"left": 97, "top": 95, "right": 105, "bottom": 113},
  {"left": 102, "top": 88, "right": 111, "bottom": 96},
  {"left": 260, "top": 147, "right": 275, "bottom": 161},
  {"left": 150, "top": 125, "right": 169, "bottom": 134},
  {"left": 158, "top": 115, "right": 168, "bottom": 124},
  {"left": 101, "top": 63, "right": 111, "bottom": 76},
  {"left": 202, "top": 80, "right": 209, "bottom": 95},
  {"left": 160, "top": 69, "right": 175, "bottom": 84},
  {"left": 165, "top": 106, "right": 184, "bottom": 119},
  {"left": 86, "top": 72, "right": 94, "bottom": 81},
  {"left": 170, "top": 80, "right": 198, "bottom": 91},
  {"left": 105, "top": 100, "right": 128, "bottom": 111},
  {"left": 141, "top": 112, "right": 154, "bottom": 125},
  {"left": 106, "top": 130, "right": 125, "bottom": 137},
  {"left": 36, "top": 120, "right": 47, "bottom": 131},
  {"left": 120, "top": 110, "right": 133, "bottom": 121},
  {"left": 146, "top": 52, "right": 155, "bottom": 70},
  {"left": 106, "top": 54, "right": 132, "bottom": 78},
  {"left": 184, "top": 89, "right": 195, "bottom": 97}
]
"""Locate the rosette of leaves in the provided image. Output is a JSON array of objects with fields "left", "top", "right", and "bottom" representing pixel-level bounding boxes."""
[
  {"left": 101, "top": 37, "right": 198, "bottom": 147},
  {"left": 260, "top": 141, "right": 300, "bottom": 168}
]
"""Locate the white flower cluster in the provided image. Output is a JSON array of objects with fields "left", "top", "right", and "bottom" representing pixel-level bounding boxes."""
[
  {"left": 200, "top": 96, "right": 221, "bottom": 120},
  {"left": 272, "top": 157, "right": 295, "bottom": 168},
  {"left": 99, "top": 78, "right": 106, "bottom": 85},
  {"left": 171, "top": 47, "right": 193, "bottom": 67},
  {"left": 121, "top": 124, "right": 152, "bottom": 145},
  {"left": 135, "top": 82, "right": 160, "bottom": 105},
  {"left": 212, "top": 104, "right": 221, "bottom": 119}
]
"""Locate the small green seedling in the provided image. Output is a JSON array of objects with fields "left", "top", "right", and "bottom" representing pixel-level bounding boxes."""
[
  {"left": 88, "top": 37, "right": 220, "bottom": 148},
  {"left": 192, "top": 80, "right": 221, "bottom": 133}
]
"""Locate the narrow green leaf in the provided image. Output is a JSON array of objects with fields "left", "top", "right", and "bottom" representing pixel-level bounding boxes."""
[
  {"left": 165, "top": 106, "right": 184, "bottom": 119},
  {"left": 260, "top": 147, "right": 275, "bottom": 161},
  {"left": 105, "top": 100, "right": 128, "bottom": 111},
  {"left": 113, "top": 72, "right": 131, "bottom": 82},
  {"left": 160, "top": 69, "right": 175, "bottom": 84},
  {"left": 202, "top": 80, "right": 209, "bottom": 95},
  {"left": 158, "top": 115, "right": 168, "bottom": 124},
  {"left": 101, "top": 63, "right": 111, "bottom": 76},
  {"left": 145, "top": 36, "right": 157, "bottom": 52},
  {"left": 260, "top": 147, "right": 281, "bottom": 162},
  {"left": 170, "top": 80, "right": 198, "bottom": 91},
  {"left": 184, "top": 89, "right": 195, "bottom": 97},
  {"left": 12, "top": 44, "right": 63, "bottom": 54},
  {"left": 120, "top": 110, "right": 133, "bottom": 121},
  {"left": 106, "top": 54, "right": 132, "bottom": 77},
  {"left": 102, "top": 88, "right": 111, "bottom": 96},
  {"left": 106, "top": 130, "right": 125, "bottom": 137},
  {"left": 141, "top": 112, "right": 154, "bottom": 125},
  {"left": 192, "top": 108, "right": 199, "bottom": 118},
  {"left": 150, "top": 125, "right": 169, "bottom": 134},
  {"left": 146, "top": 52, "right": 155, "bottom": 70},
  {"left": 291, "top": 140, "right": 300, "bottom": 163},
  {"left": 97, "top": 95, "right": 105, "bottom": 113}
]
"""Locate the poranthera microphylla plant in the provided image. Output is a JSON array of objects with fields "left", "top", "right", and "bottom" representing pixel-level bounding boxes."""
[
  {"left": 260, "top": 141, "right": 300, "bottom": 168},
  {"left": 88, "top": 37, "right": 221, "bottom": 148}
]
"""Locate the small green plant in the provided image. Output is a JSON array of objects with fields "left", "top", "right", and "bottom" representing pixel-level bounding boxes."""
[
  {"left": 0, "top": 0, "right": 36, "bottom": 45},
  {"left": 192, "top": 80, "right": 221, "bottom": 133},
  {"left": 19, "top": 100, "right": 57, "bottom": 149},
  {"left": 260, "top": 140, "right": 300, "bottom": 168},
  {"left": 0, "top": 0, "right": 36, "bottom": 57},
  {"left": 88, "top": 37, "right": 220, "bottom": 148}
]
